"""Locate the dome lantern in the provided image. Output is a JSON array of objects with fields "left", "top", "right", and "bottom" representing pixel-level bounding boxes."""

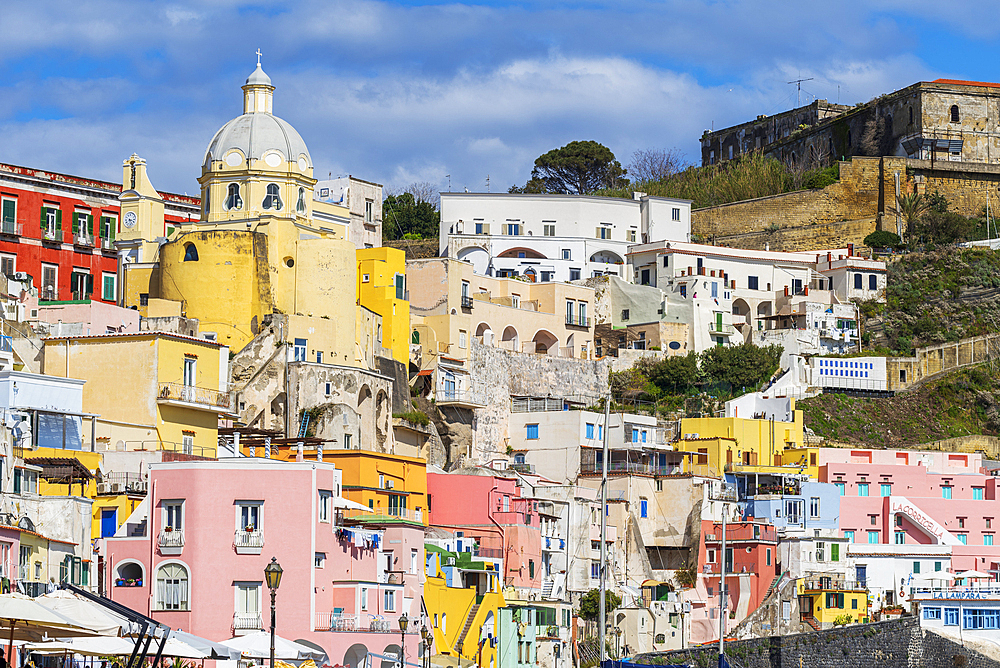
[{"left": 243, "top": 55, "right": 275, "bottom": 115}]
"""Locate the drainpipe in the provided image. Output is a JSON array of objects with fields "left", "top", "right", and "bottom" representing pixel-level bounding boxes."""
[{"left": 487, "top": 484, "right": 506, "bottom": 586}]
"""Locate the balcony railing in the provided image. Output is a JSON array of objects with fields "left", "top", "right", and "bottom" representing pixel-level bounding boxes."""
[
  {"left": 42, "top": 228, "right": 61, "bottom": 243},
  {"left": 17, "top": 564, "right": 30, "bottom": 581},
  {"left": 98, "top": 472, "right": 147, "bottom": 495},
  {"left": 461, "top": 296, "right": 474, "bottom": 309},
  {"left": 233, "top": 612, "right": 263, "bottom": 631},
  {"left": 339, "top": 507, "right": 423, "bottom": 523},
  {"left": 157, "top": 529, "right": 184, "bottom": 549},
  {"left": 74, "top": 233, "right": 96, "bottom": 247},
  {"left": 566, "top": 315, "right": 592, "bottom": 328},
  {"left": 0, "top": 221, "right": 22, "bottom": 236},
  {"left": 158, "top": 382, "right": 235, "bottom": 411},
  {"left": 234, "top": 529, "right": 264, "bottom": 554},
  {"left": 709, "top": 322, "right": 735, "bottom": 335},
  {"left": 474, "top": 546, "right": 503, "bottom": 559},
  {"left": 801, "top": 579, "right": 865, "bottom": 592},
  {"left": 316, "top": 613, "right": 407, "bottom": 633},
  {"left": 436, "top": 388, "right": 485, "bottom": 407},
  {"left": 509, "top": 462, "right": 535, "bottom": 474}
]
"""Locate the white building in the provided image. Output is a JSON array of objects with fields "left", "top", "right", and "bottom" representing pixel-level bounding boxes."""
[
  {"left": 439, "top": 192, "right": 691, "bottom": 283},
  {"left": 914, "top": 585, "right": 1000, "bottom": 644},
  {"left": 312, "top": 176, "right": 383, "bottom": 249}
]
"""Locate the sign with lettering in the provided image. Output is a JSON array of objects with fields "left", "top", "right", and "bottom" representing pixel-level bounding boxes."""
[{"left": 890, "top": 496, "right": 962, "bottom": 546}]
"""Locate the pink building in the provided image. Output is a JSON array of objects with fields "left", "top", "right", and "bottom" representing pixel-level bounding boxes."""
[
  {"left": 428, "top": 469, "right": 542, "bottom": 594},
  {"left": 818, "top": 448, "right": 1000, "bottom": 606},
  {"left": 105, "top": 459, "right": 422, "bottom": 668}
]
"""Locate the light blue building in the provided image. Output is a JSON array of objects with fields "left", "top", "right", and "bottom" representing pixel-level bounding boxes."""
[{"left": 730, "top": 472, "right": 840, "bottom": 534}]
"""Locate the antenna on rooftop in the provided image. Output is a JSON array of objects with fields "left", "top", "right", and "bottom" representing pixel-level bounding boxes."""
[
  {"left": 446, "top": 175, "right": 451, "bottom": 192},
  {"left": 788, "top": 77, "right": 814, "bottom": 107},
  {"left": 486, "top": 175, "right": 490, "bottom": 193}
]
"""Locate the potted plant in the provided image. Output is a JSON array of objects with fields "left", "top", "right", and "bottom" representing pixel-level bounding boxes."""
[
  {"left": 245, "top": 525, "right": 255, "bottom": 532},
  {"left": 164, "top": 526, "right": 174, "bottom": 532}
]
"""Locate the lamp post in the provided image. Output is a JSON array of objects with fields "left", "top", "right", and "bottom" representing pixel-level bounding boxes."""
[
  {"left": 615, "top": 628, "right": 622, "bottom": 658},
  {"left": 398, "top": 613, "right": 409, "bottom": 668},
  {"left": 420, "top": 625, "right": 430, "bottom": 668},
  {"left": 264, "top": 557, "right": 283, "bottom": 668}
]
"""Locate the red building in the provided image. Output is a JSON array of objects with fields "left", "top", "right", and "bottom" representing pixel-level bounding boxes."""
[{"left": 0, "top": 162, "right": 198, "bottom": 304}]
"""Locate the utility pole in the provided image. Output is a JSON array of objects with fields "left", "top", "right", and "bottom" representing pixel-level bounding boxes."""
[
  {"left": 599, "top": 390, "right": 611, "bottom": 663},
  {"left": 788, "top": 78, "right": 814, "bottom": 107}
]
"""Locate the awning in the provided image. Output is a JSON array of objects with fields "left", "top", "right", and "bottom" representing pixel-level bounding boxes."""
[
  {"left": 901, "top": 136, "right": 963, "bottom": 155},
  {"left": 416, "top": 370, "right": 433, "bottom": 376},
  {"left": 641, "top": 580, "right": 667, "bottom": 588}
]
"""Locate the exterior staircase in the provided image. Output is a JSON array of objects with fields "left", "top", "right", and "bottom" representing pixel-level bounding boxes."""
[
  {"left": 454, "top": 602, "right": 481, "bottom": 654},
  {"left": 541, "top": 578, "right": 555, "bottom": 598},
  {"left": 802, "top": 615, "right": 821, "bottom": 632}
]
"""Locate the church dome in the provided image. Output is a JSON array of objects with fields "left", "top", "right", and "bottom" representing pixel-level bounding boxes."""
[
  {"left": 204, "top": 112, "right": 310, "bottom": 165},
  {"left": 203, "top": 63, "right": 311, "bottom": 167}
]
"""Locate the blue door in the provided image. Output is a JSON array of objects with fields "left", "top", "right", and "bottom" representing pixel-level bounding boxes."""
[
  {"left": 856, "top": 565, "right": 867, "bottom": 587},
  {"left": 101, "top": 509, "right": 117, "bottom": 538}
]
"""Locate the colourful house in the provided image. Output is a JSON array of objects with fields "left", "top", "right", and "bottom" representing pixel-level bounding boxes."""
[
  {"left": 41, "top": 332, "right": 232, "bottom": 457},
  {"left": 424, "top": 545, "right": 504, "bottom": 668},
  {"left": 106, "top": 458, "right": 422, "bottom": 665},
  {"left": 796, "top": 577, "right": 868, "bottom": 629},
  {"left": 357, "top": 248, "right": 410, "bottom": 365},
  {"left": 676, "top": 410, "right": 805, "bottom": 474}
]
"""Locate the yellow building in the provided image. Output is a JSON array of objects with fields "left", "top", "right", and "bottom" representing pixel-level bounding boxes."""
[
  {"left": 424, "top": 545, "right": 505, "bottom": 667},
  {"left": 121, "top": 62, "right": 364, "bottom": 357},
  {"left": 676, "top": 410, "right": 805, "bottom": 474},
  {"left": 325, "top": 450, "right": 428, "bottom": 526},
  {"left": 779, "top": 446, "right": 822, "bottom": 479},
  {"left": 797, "top": 577, "right": 868, "bottom": 628},
  {"left": 41, "top": 332, "right": 231, "bottom": 457},
  {"left": 357, "top": 247, "right": 410, "bottom": 364}
]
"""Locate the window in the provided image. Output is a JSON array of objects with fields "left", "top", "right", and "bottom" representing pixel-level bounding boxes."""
[
  {"left": 365, "top": 200, "right": 373, "bottom": 223},
  {"left": 923, "top": 607, "right": 941, "bottom": 620},
  {"left": 543, "top": 224, "right": 556, "bottom": 236},
  {"left": 964, "top": 609, "right": 1000, "bottom": 629},
  {"left": 958, "top": 534, "right": 968, "bottom": 544},
  {"left": 395, "top": 274, "right": 404, "bottom": 300},
  {"left": 225, "top": 183, "right": 243, "bottom": 210},
  {"left": 870, "top": 515, "right": 878, "bottom": 525},
  {"left": 895, "top": 531, "right": 905, "bottom": 544},
  {"left": 881, "top": 483, "right": 891, "bottom": 497},
  {"left": 858, "top": 483, "right": 869, "bottom": 497},
  {"left": 640, "top": 269, "right": 650, "bottom": 285},
  {"left": 974, "top": 487, "right": 984, "bottom": 500},
  {"left": 235, "top": 582, "right": 261, "bottom": 619},
  {"left": 854, "top": 273, "right": 862, "bottom": 289},
  {"left": 869, "top": 274, "right": 877, "bottom": 290},
  {"left": 319, "top": 491, "right": 331, "bottom": 522},
  {"left": 843, "top": 531, "right": 854, "bottom": 543},
  {"left": 596, "top": 226, "right": 610, "bottom": 239},
  {"left": 155, "top": 564, "right": 188, "bottom": 610},
  {"left": 766, "top": 548, "right": 772, "bottom": 566},
  {"left": 959, "top": 518, "right": 965, "bottom": 528},
  {"left": 237, "top": 502, "right": 261, "bottom": 531},
  {"left": 529, "top": 560, "right": 535, "bottom": 579},
  {"left": 913, "top": 561, "right": 921, "bottom": 574},
  {"left": 102, "top": 273, "right": 117, "bottom": 301},
  {"left": 945, "top": 608, "right": 959, "bottom": 626},
  {"left": 831, "top": 543, "right": 839, "bottom": 562},
  {"left": 621, "top": 309, "right": 629, "bottom": 321},
  {"left": 809, "top": 497, "right": 820, "bottom": 518},
  {"left": 383, "top": 589, "right": 395, "bottom": 611},
  {"left": 314, "top": 553, "right": 325, "bottom": 568},
  {"left": 835, "top": 482, "right": 845, "bottom": 496},
  {"left": 184, "top": 244, "right": 199, "bottom": 261},
  {"left": 566, "top": 300, "right": 574, "bottom": 324},
  {"left": 99, "top": 215, "right": 116, "bottom": 241},
  {"left": 570, "top": 268, "right": 580, "bottom": 281},
  {"left": 182, "top": 433, "right": 194, "bottom": 454},
  {"left": 867, "top": 531, "right": 879, "bottom": 544},
  {"left": 459, "top": 330, "right": 467, "bottom": 348},
  {"left": 511, "top": 294, "right": 520, "bottom": 308},
  {"left": 586, "top": 423, "right": 595, "bottom": 439},
  {"left": 0, "top": 255, "right": 14, "bottom": 277},
  {"left": 0, "top": 197, "right": 15, "bottom": 232},
  {"left": 935, "top": 562, "right": 942, "bottom": 572},
  {"left": 591, "top": 562, "right": 600, "bottom": 579},
  {"left": 640, "top": 498, "right": 648, "bottom": 519},
  {"left": 951, "top": 105, "right": 960, "bottom": 123},
  {"left": 296, "top": 187, "right": 307, "bottom": 214},
  {"left": 506, "top": 222, "right": 520, "bottom": 235},
  {"left": 526, "top": 424, "right": 539, "bottom": 440},
  {"left": 747, "top": 275, "right": 758, "bottom": 290},
  {"left": 561, "top": 249, "right": 572, "bottom": 260},
  {"left": 985, "top": 534, "right": 994, "bottom": 546},
  {"left": 672, "top": 207, "right": 681, "bottom": 221},
  {"left": 627, "top": 229, "right": 636, "bottom": 242},
  {"left": 263, "top": 184, "right": 283, "bottom": 210},
  {"left": 293, "top": 338, "right": 307, "bottom": 362},
  {"left": 164, "top": 502, "right": 183, "bottom": 531},
  {"left": 942, "top": 486, "right": 953, "bottom": 499},
  {"left": 139, "top": 293, "right": 149, "bottom": 307},
  {"left": 361, "top": 588, "right": 369, "bottom": 610}
]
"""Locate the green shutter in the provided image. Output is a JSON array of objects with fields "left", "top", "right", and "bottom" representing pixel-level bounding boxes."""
[
  {"left": 85, "top": 274, "right": 94, "bottom": 296},
  {"left": 1, "top": 200, "right": 14, "bottom": 223},
  {"left": 39, "top": 206, "right": 45, "bottom": 227},
  {"left": 56, "top": 208, "right": 62, "bottom": 232},
  {"left": 831, "top": 543, "right": 839, "bottom": 562},
  {"left": 87, "top": 214, "right": 94, "bottom": 236},
  {"left": 72, "top": 213, "right": 79, "bottom": 235}
]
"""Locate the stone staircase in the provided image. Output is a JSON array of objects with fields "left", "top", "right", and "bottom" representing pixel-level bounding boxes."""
[
  {"left": 802, "top": 615, "right": 821, "bottom": 632},
  {"left": 454, "top": 602, "right": 481, "bottom": 654}
]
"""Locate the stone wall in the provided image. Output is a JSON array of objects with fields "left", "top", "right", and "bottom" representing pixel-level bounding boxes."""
[
  {"left": 887, "top": 333, "right": 1000, "bottom": 391},
  {"left": 463, "top": 340, "right": 611, "bottom": 463},
  {"left": 634, "top": 617, "right": 1000, "bottom": 668}
]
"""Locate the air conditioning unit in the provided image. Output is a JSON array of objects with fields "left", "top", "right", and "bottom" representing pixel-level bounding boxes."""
[
  {"left": 96, "top": 482, "right": 112, "bottom": 494},
  {"left": 387, "top": 480, "right": 394, "bottom": 489},
  {"left": 706, "top": 534, "right": 717, "bottom": 541},
  {"left": 109, "top": 482, "right": 124, "bottom": 494},
  {"left": 135, "top": 481, "right": 148, "bottom": 494},
  {"left": 13, "top": 272, "right": 28, "bottom": 281}
]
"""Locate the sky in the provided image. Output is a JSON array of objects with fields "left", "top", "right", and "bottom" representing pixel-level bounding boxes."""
[{"left": 2, "top": 0, "right": 1000, "bottom": 198}]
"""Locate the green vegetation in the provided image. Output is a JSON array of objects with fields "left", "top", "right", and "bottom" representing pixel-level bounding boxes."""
[
  {"left": 393, "top": 410, "right": 430, "bottom": 426},
  {"left": 510, "top": 140, "right": 627, "bottom": 194},
  {"left": 863, "top": 230, "right": 902, "bottom": 249},
  {"left": 800, "top": 365, "right": 1000, "bottom": 447},
  {"left": 578, "top": 588, "right": 621, "bottom": 621},
  {"left": 383, "top": 186, "right": 440, "bottom": 240}
]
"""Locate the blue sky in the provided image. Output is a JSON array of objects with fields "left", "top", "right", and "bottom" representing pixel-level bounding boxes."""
[{"left": 2, "top": 0, "right": 999, "bottom": 197}]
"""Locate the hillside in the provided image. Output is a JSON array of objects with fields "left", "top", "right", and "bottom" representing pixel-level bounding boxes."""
[
  {"left": 864, "top": 246, "right": 1000, "bottom": 354},
  {"left": 799, "top": 364, "right": 1000, "bottom": 447}
]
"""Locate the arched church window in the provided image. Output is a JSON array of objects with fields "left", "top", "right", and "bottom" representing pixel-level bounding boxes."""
[
  {"left": 225, "top": 183, "right": 243, "bottom": 211},
  {"left": 296, "top": 187, "right": 306, "bottom": 214},
  {"left": 184, "top": 244, "right": 199, "bottom": 262},
  {"left": 263, "top": 184, "right": 283, "bottom": 211}
]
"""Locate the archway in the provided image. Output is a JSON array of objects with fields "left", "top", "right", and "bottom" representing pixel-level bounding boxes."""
[
  {"left": 756, "top": 302, "right": 773, "bottom": 330},
  {"left": 531, "top": 329, "right": 559, "bottom": 355},
  {"left": 501, "top": 326, "right": 519, "bottom": 352},
  {"left": 457, "top": 246, "right": 490, "bottom": 274},
  {"left": 381, "top": 645, "right": 401, "bottom": 668},
  {"left": 343, "top": 644, "right": 368, "bottom": 668},
  {"left": 498, "top": 247, "right": 546, "bottom": 260},
  {"left": 475, "top": 322, "right": 494, "bottom": 346},
  {"left": 732, "top": 298, "right": 751, "bottom": 327},
  {"left": 590, "top": 250, "right": 625, "bottom": 265}
]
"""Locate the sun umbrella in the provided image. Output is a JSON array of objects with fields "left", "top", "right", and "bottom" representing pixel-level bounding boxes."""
[
  {"left": 168, "top": 629, "right": 241, "bottom": 660},
  {"left": 913, "top": 572, "right": 955, "bottom": 581},
  {"left": 956, "top": 570, "right": 993, "bottom": 579},
  {"left": 27, "top": 637, "right": 135, "bottom": 656},
  {"left": 332, "top": 497, "right": 373, "bottom": 513},
  {"left": 0, "top": 593, "right": 99, "bottom": 641},
  {"left": 35, "top": 591, "right": 128, "bottom": 636},
  {"left": 221, "top": 631, "right": 325, "bottom": 660}
]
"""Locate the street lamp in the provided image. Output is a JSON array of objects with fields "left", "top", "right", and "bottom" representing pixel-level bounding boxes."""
[
  {"left": 264, "top": 557, "right": 283, "bottom": 668},
  {"left": 398, "top": 613, "right": 409, "bottom": 668},
  {"left": 420, "top": 625, "right": 431, "bottom": 668},
  {"left": 615, "top": 628, "right": 622, "bottom": 658}
]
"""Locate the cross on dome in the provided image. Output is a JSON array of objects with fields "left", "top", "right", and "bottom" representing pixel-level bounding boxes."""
[{"left": 256, "top": 48, "right": 262, "bottom": 66}]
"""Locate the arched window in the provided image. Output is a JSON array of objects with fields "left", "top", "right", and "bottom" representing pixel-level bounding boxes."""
[
  {"left": 296, "top": 187, "right": 306, "bottom": 214},
  {"left": 155, "top": 563, "right": 188, "bottom": 610},
  {"left": 263, "top": 184, "right": 283, "bottom": 211},
  {"left": 951, "top": 105, "right": 960, "bottom": 123},
  {"left": 411, "top": 330, "right": 420, "bottom": 344},
  {"left": 225, "top": 183, "right": 243, "bottom": 211},
  {"left": 183, "top": 244, "right": 199, "bottom": 262}
]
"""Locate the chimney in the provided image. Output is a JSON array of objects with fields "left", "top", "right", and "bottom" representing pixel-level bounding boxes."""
[
  {"left": 827, "top": 252, "right": 832, "bottom": 263},
  {"left": 784, "top": 286, "right": 789, "bottom": 297},
  {"left": 848, "top": 243, "right": 854, "bottom": 256}
]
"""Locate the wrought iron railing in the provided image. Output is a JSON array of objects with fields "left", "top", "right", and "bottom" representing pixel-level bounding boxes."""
[
  {"left": 157, "top": 529, "right": 184, "bottom": 548},
  {"left": 233, "top": 612, "right": 263, "bottom": 630},
  {"left": 234, "top": 530, "right": 264, "bottom": 549},
  {"left": 158, "top": 382, "right": 235, "bottom": 410}
]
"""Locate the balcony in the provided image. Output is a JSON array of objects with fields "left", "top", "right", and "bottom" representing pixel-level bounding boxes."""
[
  {"left": 801, "top": 579, "right": 865, "bottom": 592},
  {"left": 338, "top": 506, "right": 424, "bottom": 525},
  {"left": 709, "top": 322, "right": 735, "bottom": 335},
  {"left": 509, "top": 462, "right": 535, "bottom": 474},
  {"left": 157, "top": 529, "right": 184, "bottom": 555},
  {"left": 158, "top": 382, "right": 235, "bottom": 413},
  {"left": 101, "top": 238, "right": 116, "bottom": 252},
  {"left": 0, "top": 220, "right": 22, "bottom": 237},
  {"left": 542, "top": 536, "right": 566, "bottom": 552},
  {"left": 74, "top": 233, "right": 96, "bottom": 248},
  {"left": 566, "top": 315, "right": 592, "bottom": 328},
  {"left": 97, "top": 472, "right": 147, "bottom": 496},
  {"left": 435, "top": 387, "right": 486, "bottom": 409},
  {"left": 234, "top": 529, "right": 264, "bottom": 555},
  {"left": 315, "top": 613, "right": 406, "bottom": 633},
  {"left": 233, "top": 612, "right": 263, "bottom": 633},
  {"left": 461, "top": 295, "right": 474, "bottom": 309},
  {"left": 42, "top": 228, "right": 61, "bottom": 243}
]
